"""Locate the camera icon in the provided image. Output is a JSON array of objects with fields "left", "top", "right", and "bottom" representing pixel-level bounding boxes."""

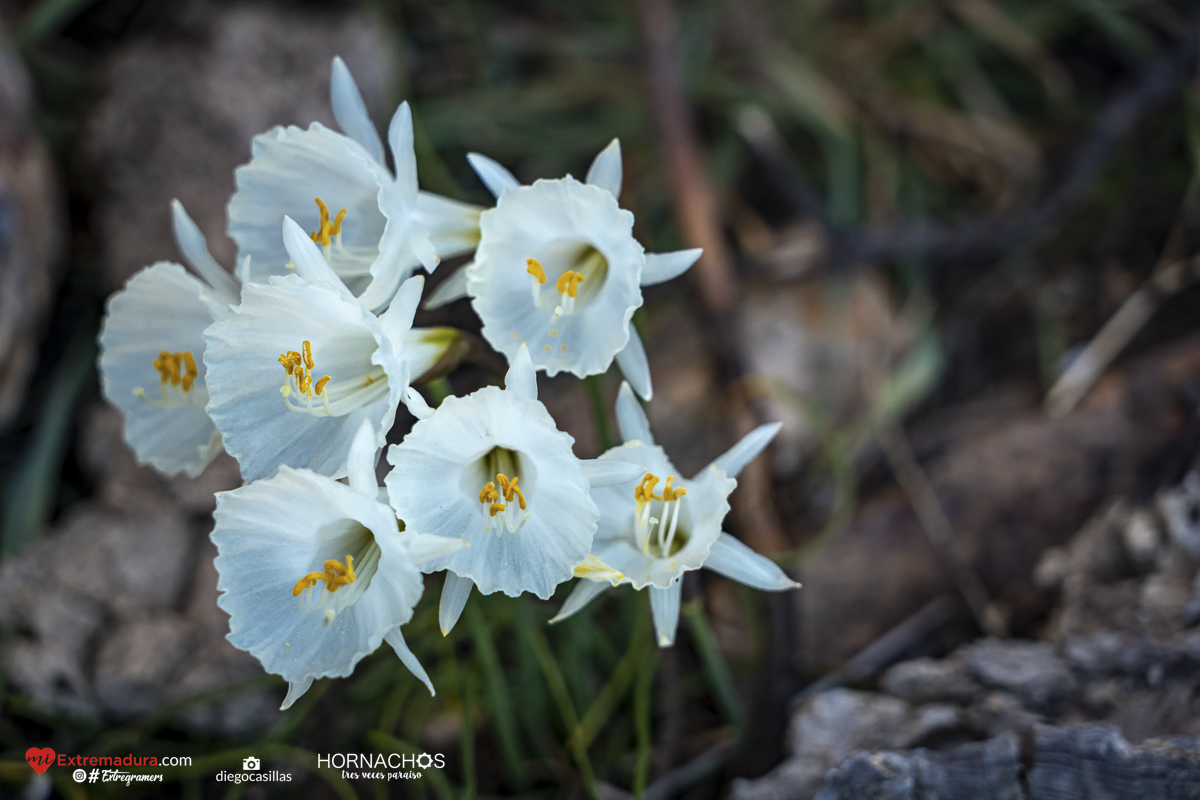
[{"left": 242, "top": 757, "right": 260, "bottom": 771}]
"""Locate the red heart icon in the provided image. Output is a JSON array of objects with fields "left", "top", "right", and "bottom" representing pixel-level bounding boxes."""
[{"left": 25, "top": 747, "right": 55, "bottom": 775}]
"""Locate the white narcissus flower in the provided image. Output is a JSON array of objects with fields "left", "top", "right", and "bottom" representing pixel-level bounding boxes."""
[
  {"left": 213, "top": 420, "right": 464, "bottom": 708},
  {"left": 553, "top": 382, "right": 799, "bottom": 647},
  {"left": 98, "top": 201, "right": 245, "bottom": 476},
  {"left": 384, "top": 344, "right": 644, "bottom": 635},
  {"left": 204, "top": 217, "right": 434, "bottom": 482},
  {"left": 426, "top": 139, "right": 701, "bottom": 400},
  {"left": 228, "top": 57, "right": 481, "bottom": 312}
]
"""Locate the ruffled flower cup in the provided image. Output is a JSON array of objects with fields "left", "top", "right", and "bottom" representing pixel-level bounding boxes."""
[
  {"left": 427, "top": 140, "right": 701, "bottom": 399},
  {"left": 213, "top": 420, "right": 464, "bottom": 708},
  {"left": 98, "top": 201, "right": 244, "bottom": 476},
  {"left": 204, "top": 217, "right": 431, "bottom": 482},
  {"left": 554, "top": 382, "right": 799, "bottom": 646},
  {"left": 385, "top": 344, "right": 643, "bottom": 634},
  {"left": 228, "top": 57, "right": 481, "bottom": 311}
]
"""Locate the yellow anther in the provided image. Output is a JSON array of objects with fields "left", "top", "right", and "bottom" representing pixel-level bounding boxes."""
[
  {"left": 634, "top": 473, "right": 662, "bottom": 503},
  {"left": 291, "top": 554, "right": 356, "bottom": 596},
  {"left": 278, "top": 343, "right": 329, "bottom": 402},
  {"left": 661, "top": 476, "right": 687, "bottom": 502},
  {"left": 526, "top": 258, "right": 547, "bottom": 285},
  {"left": 310, "top": 197, "right": 348, "bottom": 247},
  {"left": 152, "top": 350, "right": 199, "bottom": 393},
  {"left": 496, "top": 473, "right": 527, "bottom": 510},
  {"left": 479, "top": 482, "right": 499, "bottom": 505},
  {"left": 555, "top": 270, "right": 586, "bottom": 298},
  {"left": 489, "top": 501, "right": 507, "bottom": 516}
]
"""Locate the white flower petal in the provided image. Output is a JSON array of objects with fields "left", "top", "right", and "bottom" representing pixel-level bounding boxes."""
[
  {"left": 405, "top": 531, "right": 470, "bottom": 568},
  {"left": 707, "top": 422, "right": 783, "bottom": 480},
  {"left": 550, "top": 579, "right": 611, "bottom": 623},
  {"left": 346, "top": 419, "right": 379, "bottom": 498},
  {"left": 641, "top": 248, "right": 702, "bottom": 286},
  {"left": 585, "top": 138, "right": 623, "bottom": 198},
  {"left": 98, "top": 262, "right": 221, "bottom": 477},
  {"left": 466, "top": 152, "right": 520, "bottom": 198},
  {"left": 590, "top": 442, "right": 734, "bottom": 588},
  {"left": 204, "top": 276, "right": 404, "bottom": 481},
  {"left": 282, "top": 677, "right": 314, "bottom": 710},
  {"left": 401, "top": 327, "right": 458, "bottom": 382},
  {"left": 469, "top": 177, "right": 643, "bottom": 379},
  {"left": 330, "top": 56, "right": 385, "bottom": 166},
  {"left": 704, "top": 532, "right": 799, "bottom": 590},
  {"left": 504, "top": 343, "right": 537, "bottom": 401},
  {"left": 388, "top": 102, "right": 418, "bottom": 198},
  {"left": 615, "top": 381, "right": 654, "bottom": 445},
  {"left": 385, "top": 627, "right": 434, "bottom": 696},
  {"left": 425, "top": 262, "right": 472, "bottom": 309},
  {"left": 649, "top": 580, "right": 683, "bottom": 647},
  {"left": 282, "top": 216, "right": 350, "bottom": 294},
  {"left": 213, "top": 466, "right": 425, "bottom": 697},
  {"left": 385, "top": 384, "right": 598, "bottom": 599},
  {"left": 229, "top": 123, "right": 390, "bottom": 286},
  {"left": 378, "top": 275, "right": 425, "bottom": 346},
  {"left": 439, "top": 572, "right": 473, "bottom": 635},
  {"left": 580, "top": 458, "right": 646, "bottom": 488},
  {"left": 416, "top": 192, "right": 482, "bottom": 260},
  {"left": 412, "top": 235, "right": 440, "bottom": 273},
  {"left": 404, "top": 387, "right": 434, "bottom": 420},
  {"left": 170, "top": 199, "right": 239, "bottom": 304},
  {"left": 615, "top": 324, "right": 652, "bottom": 400}
]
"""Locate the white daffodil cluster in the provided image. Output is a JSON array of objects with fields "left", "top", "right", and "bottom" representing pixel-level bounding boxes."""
[{"left": 97, "top": 57, "right": 798, "bottom": 708}]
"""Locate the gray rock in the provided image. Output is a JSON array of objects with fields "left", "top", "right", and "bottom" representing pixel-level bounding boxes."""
[
  {"left": 880, "top": 657, "right": 981, "bottom": 705},
  {"left": 813, "top": 734, "right": 1023, "bottom": 800},
  {"left": 961, "top": 638, "right": 1076, "bottom": 712},
  {"left": 730, "top": 689, "right": 963, "bottom": 800}
]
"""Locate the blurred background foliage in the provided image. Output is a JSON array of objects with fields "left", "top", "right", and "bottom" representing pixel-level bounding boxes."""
[{"left": 0, "top": 0, "right": 1198, "bottom": 797}]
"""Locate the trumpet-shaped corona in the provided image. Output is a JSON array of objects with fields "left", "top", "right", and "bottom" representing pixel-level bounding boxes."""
[
  {"left": 427, "top": 139, "right": 703, "bottom": 400},
  {"left": 213, "top": 419, "right": 468, "bottom": 709},
  {"left": 228, "top": 58, "right": 482, "bottom": 311},
  {"left": 553, "top": 382, "right": 798, "bottom": 648}
]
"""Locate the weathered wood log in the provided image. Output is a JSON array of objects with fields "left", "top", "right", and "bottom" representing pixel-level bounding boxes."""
[{"left": 813, "top": 725, "right": 1200, "bottom": 800}]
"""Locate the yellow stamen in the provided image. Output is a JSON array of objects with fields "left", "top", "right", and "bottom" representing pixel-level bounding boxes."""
[
  {"left": 526, "top": 258, "right": 547, "bottom": 284},
  {"left": 151, "top": 350, "right": 199, "bottom": 393},
  {"left": 661, "top": 476, "right": 687, "bottom": 502},
  {"left": 291, "top": 554, "right": 356, "bottom": 596},
  {"left": 496, "top": 474, "right": 527, "bottom": 510},
  {"left": 310, "top": 197, "right": 349, "bottom": 247},
  {"left": 479, "top": 482, "right": 499, "bottom": 505},
  {"left": 555, "top": 269, "right": 586, "bottom": 298},
  {"left": 489, "top": 502, "right": 507, "bottom": 517},
  {"left": 634, "top": 473, "right": 662, "bottom": 503},
  {"left": 278, "top": 342, "right": 330, "bottom": 403}
]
